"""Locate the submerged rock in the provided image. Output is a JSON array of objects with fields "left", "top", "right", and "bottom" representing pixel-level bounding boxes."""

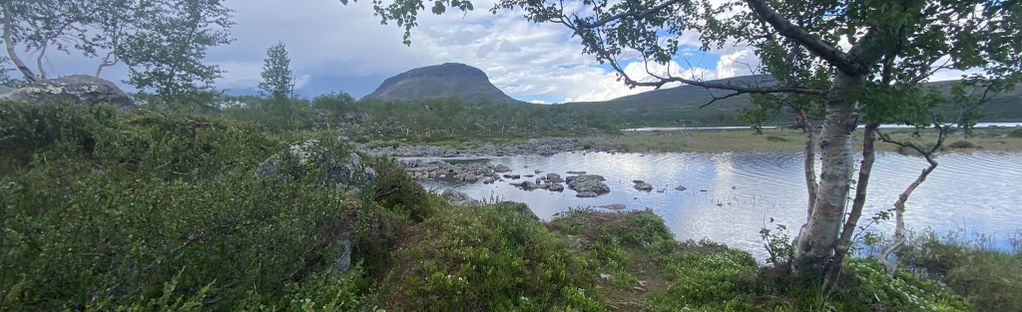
[
  {"left": 598, "top": 203, "right": 626, "bottom": 210},
  {"left": 675, "top": 186, "right": 688, "bottom": 191}
]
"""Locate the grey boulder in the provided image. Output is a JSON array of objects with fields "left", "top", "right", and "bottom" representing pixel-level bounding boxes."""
[{"left": 5, "top": 75, "right": 135, "bottom": 109}]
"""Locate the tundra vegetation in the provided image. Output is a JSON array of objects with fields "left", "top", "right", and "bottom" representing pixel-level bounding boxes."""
[{"left": 1, "top": 0, "right": 1022, "bottom": 311}]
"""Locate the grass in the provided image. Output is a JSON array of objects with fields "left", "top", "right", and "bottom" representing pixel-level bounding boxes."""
[{"left": 587, "top": 127, "right": 1022, "bottom": 153}]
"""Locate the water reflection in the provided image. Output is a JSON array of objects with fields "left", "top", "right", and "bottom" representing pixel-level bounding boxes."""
[{"left": 422, "top": 151, "right": 1022, "bottom": 259}]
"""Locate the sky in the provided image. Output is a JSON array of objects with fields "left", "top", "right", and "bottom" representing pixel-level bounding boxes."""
[{"left": 34, "top": 0, "right": 974, "bottom": 104}]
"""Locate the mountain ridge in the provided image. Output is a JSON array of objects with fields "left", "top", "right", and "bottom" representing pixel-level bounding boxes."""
[{"left": 363, "top": 63, "right": 519, "bottom": 104}]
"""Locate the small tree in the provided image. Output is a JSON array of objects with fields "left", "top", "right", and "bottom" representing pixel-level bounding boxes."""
[
  {"left": 259, "top": 42, "right": 296, "bottom": 100},
  {"left": 0, "top": 0, "right": 233, "bottom": 99}
]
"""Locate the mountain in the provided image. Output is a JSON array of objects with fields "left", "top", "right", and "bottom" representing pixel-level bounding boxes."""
[
  {"left": 363, "top": 63, "right": 518, "bottom": 103},
  {"left": 564, "top": 75, "right": 1022, "bottom": 126}
]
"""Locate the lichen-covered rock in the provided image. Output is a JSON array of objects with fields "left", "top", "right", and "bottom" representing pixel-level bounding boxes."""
[
  {"left": 6, "top": 75, "right": 135, "bottom": 109},
  {"left": 256, "top": 139, "right": 376, "bottom": 191}
]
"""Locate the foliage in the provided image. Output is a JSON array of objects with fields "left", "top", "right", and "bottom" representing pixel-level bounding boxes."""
[
  {"left": 381, "top": 203, "right": 604, "bottom": 310},
  {"left": 0, "top": 102, "right": 424, "bottom": 310},
  {"left": 259, "top": 42, "right": 296, "bottom": 100},
  {"left": 898, "top": 232, "right": 1022, "bottom": 311},
  {"left": 121, "top": 0, "right": 234, "bottom": 98},
  {"left": 0, "top": 0, "right": 234, "bottom": 97}
]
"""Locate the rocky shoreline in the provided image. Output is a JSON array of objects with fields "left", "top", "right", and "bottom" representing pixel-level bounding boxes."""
[{"left": 362, "top": 137, "right": 617, "bottom": 157}]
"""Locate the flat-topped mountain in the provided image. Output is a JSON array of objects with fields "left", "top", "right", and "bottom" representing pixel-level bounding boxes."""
[{"left": 363, "top": 63, "right": 518, "bottom": 103}]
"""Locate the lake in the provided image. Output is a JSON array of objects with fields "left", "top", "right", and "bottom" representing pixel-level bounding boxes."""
[{"left": 420, "top": 151, "right": 1022, "bottom": 259}]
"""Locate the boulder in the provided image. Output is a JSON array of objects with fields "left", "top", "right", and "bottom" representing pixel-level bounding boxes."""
[
  {"left": 566, "top": 174, "right": 610, "bottom": 196},
  {"left": 511, "top": 180, "right": 542, "bottom": 191},
  {"left": 547, "top": 183, "right": 564, "bottom": 192},
  {"left": 566, "top": 170, "right": 587, "bottom": 175},
  {"left": 6, "top": 75, "right": 135, "bottom": 109},
  {"left": 576, "top": 191, "right": 599, "bottom": 198},
  {"left": 675, "top": 185, "right": 688, "bottom": 191},
  {"left": 256, "top": 139, "right": 376, "bottom": 191},
  {"left": 543, "top": 173, "right": 564, "bottom": 183},
  {"left": 633, "top": 180, "right": 653, "bottom": 192},
  {"left": 491, "top": 164, "right": 512, "bottom": 173},
  {"left": 441, "top": 189, "right": 479, "bottom": 207},
  {"left": 502, "top": 174, "right": 521, "bottom": 179}
]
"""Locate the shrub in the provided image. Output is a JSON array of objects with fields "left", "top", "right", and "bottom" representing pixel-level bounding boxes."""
[
  {"left": 899, "top": 233, "right": 1022, "bottom": 311},
  {"left": 1010, "top": 128, "right": 1022, "bottom": 138},
  {"left": 382, "top": 203, "right": 603, "bottom": 310},
  {"left": 947, "top": 140, "right": 979, "bottom": 149}
]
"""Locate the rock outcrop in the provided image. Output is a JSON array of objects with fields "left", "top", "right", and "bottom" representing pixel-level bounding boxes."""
[
  {"left": 5, "top": 75, "right": 135, "bottom": 109},
  {"left": 256, "top": 139, "right": 376, "bottom": 191}
]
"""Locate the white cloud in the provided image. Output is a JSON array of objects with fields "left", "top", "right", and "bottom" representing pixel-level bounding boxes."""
[{"left": 565, "top": 61, "right": 716, "bottom": 102}]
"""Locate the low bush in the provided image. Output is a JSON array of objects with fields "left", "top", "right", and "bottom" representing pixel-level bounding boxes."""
[{"left": 380, "top": 203, "right": 603, "bottom": 310}]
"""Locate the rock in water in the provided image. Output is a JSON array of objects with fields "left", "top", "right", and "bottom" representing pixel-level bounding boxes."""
[
  {"left": 633, "top": 180, "right": 653, "bottom": 192},
  {"left": 598, "top": 204, "right": 626, "bottom": 210},
  {"left": 256, "top": 139, "right": 376, "bottom": 191},
  {"left": 6, "top": 75, "right": 135, "bottom": 109},
  {"left": 566, "top": 174, "right": 610, "bottom": 196},
  {"left": 491, "top": 164, "right": 512, "bottom": 173}
]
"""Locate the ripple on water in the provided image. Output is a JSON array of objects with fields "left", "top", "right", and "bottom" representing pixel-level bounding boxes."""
[{"left": 422, "top": 151, "right": 1022, "bottom": 260}]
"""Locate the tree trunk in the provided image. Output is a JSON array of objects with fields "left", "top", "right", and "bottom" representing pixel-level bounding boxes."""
[
  {"left": 797, "top": 110, "right": 818, "bottom": 221},
  {"left": 1, "top": 3, "right": 38, "bottom": 82},
  {"left": 792, "top": 72, "right": 862, "bottom": 271},
  {"left": 824, "top": 123, "right": 877, "bottom": 289}
]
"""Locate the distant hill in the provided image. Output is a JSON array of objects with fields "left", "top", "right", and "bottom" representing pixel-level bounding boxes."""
[
  {"left": 563, "top": 75, "right": 775, "bottom": 126},
  {"left": 563, "top": 75, "right": 1022, "bottom": 126},
  {"left": 363, "top": 63, "right": 519, "bottom": 104}
]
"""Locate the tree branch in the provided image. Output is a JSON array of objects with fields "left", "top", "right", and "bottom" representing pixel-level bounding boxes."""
[
  {"left": 575, "top": 0, "right": 685, "bottom": 29},
  {"left": 743, "top": 0, "right": 864, "bottom": 75}
]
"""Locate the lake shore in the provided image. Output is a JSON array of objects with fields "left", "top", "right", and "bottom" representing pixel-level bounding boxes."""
[
  {"left": 364, "top": 127, "right": 1022, "bottom": 156},
  {"left": 590, "top": 127, "right": 1022, "bottom": 153}
]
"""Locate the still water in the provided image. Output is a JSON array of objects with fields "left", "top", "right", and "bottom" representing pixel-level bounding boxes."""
[{"left": 421, "top": 151, "right": 1022, "bottom": 259}]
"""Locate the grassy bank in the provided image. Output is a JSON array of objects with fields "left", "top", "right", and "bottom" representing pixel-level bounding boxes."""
[
  {"left": 1, "top": 101, "right": 1017, "bottom": 311},
  {"left": 588, "top": 127, "right": 1022, "bottom": 153}
]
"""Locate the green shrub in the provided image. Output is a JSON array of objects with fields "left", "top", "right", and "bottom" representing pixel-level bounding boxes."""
[
  {"left": 837, "top": 260, "right": 972, "bottom": 311},
  {"left": 0, "top": 101, "right": 119, "bottom": 171},
  {"left": 0, "top": 105, "right": 412, "bottom": 310},
  {"left": 382, "top": 203, "right": 603, "bottom": 310},
  {"left": 947, "top": 140, "right": 979, "bottom": 149},
  {"left": 899, "top": 233, "right": 1022, "bottom": 311}
]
